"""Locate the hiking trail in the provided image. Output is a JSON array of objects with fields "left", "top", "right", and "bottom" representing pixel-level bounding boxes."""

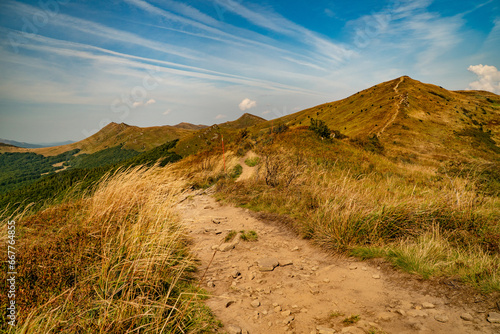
[{"left": 178, "top": 186, "right": 498, "bottom": 334}]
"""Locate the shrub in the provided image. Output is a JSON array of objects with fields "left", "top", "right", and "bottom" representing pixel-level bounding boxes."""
[{"left": 309, "top": 118, "right": 331, "bottom": 138}]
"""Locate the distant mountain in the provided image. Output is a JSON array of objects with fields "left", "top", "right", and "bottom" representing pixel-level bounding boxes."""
[
  {"left": 0, "top": 122, "right": 196, "bottom": 156},
  {"left": 220, "top": 113, "right": 266, "bottom": 129},
  {"left": 173, "top": 122, "right": 208, "bottom": 130},
  {"left": 0, "top": 138, "right": 75, "bottom": 149}
]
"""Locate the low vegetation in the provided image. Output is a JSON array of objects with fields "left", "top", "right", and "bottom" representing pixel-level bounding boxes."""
[
  {"left": 179, "top": 128, "right": 500, "bottom": 293},
  {"left": 0, "top": 140, "right": 182, "bottom": 216},
  {"left": 0, "top": 166, "right": 220, "bottom": 333},
  {"left": 244, "top": 157, "right": 260, "bottom": 167},
  {"left": 240, "top": 230, "right": 258, "bottom": 242}
]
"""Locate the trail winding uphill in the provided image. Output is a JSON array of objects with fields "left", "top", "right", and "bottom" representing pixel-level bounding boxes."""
[
  {"left": 378, "top": 76, "right": 407, "bottom": 137},
  {"left": 177, "top": 187, "right": 498, "bottom": 334}
]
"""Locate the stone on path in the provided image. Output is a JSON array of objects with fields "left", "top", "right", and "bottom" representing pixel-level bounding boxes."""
[
  {"left": 251, "top": 299, "right": 261, "bottom": 308},
  {"left": 487, "top": 312, "right": 500, "bottom": 323},
  {"left": 283, "top": 315, "right": 295, "bottom": 324},
  {"left": 257, "top": 258, "right": 279, "bottom": 271},
  {"left": 422, "top": 302, "right": 435, "bottom": 309},
  {"left": 227, "top": 324, "right": 242, "bottom": 334},
  {"left": 434, "top": 314, "right": 449, "bottom": 323},
  {"left": 316, "top": 326, "right": 336, "bottom": 334},
  {"left": 219, "top": 241, "right": 237, "bottom": 252},
  {"left": 460, "top": 313, "right": 473, "bottom": 321}
]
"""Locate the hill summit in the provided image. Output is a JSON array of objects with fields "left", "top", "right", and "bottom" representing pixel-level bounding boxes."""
[{"left": 250, "top": 76, "right": 500, "bottom": 164}]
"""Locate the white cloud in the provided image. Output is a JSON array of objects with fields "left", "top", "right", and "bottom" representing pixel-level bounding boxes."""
[
  {"left": 145, "top": 98, "right": 156, "bottom": 105},
  {"left": 132, "top": 101, "right": 143, "bottom": 108},
  {"left": 239, "top": 98, "right": 257, "bottom": 111},
  {"left": 261, "top": 110, "right": 271, "bottom": 115},
  {"left": 468, "top": 64, "right": 500, "bottom": 94},
  {"left": 163, "top": 109, "right": 172, "bottom": 115},
  {"left": 215, "top": 114, "right": 226, "bottom": 120}
]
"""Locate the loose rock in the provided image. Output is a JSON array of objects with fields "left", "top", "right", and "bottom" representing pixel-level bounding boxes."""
[
  {"left": 422, "top": 302, "right": 435, "bottom": 309},
  {"left": 251, "top": 299, "right": 261, "bottom": 308},
  {"left": 227, "top": 324, "right": 242, "bottom": 334},
  {"left": 283, "top": 315, "right": 295, "bottom": 324},
  {"left": 257, "top": 258, "right": 279, "bottom": 271},
  {"left": 316, "top": 325, "right": 336, "bottom": 334},
  {"left": 460, "top": 313, "right": 473, "bottom": 321},
  {"left": 487, "top": 312, "right": 500, "bottom": 323},
  {"left": 219, "top": 242, "right": 236, "bottom": 252},
  {"left": 434, "top": 314, "right": 449, "bottom": 323}
]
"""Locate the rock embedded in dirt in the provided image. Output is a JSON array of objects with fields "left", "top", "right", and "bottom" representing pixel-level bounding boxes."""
[
  {"left": 219, "top": 241, "right": 237, "bottom": 252},
  {"left": 487, "top": 312, "right": 500, "bottom": 323},
  {"left": 316, "top": 325, "right": 336, "bottom": 334},
  {"left": 407, "top": 309, "right": 428, "bottom": 318},
  {"left": 372, "top": 274, "right": 381, "bottom": 279},
  {"left": 348, "top": 265, "right": 358, "bottom": 270},
  {"left": 341, "top": 326, "right": 364, "bottom": 334},
  {"left": 422, "top": 302, "right": 435, "bottom": 309},
  {"left": 280, "top": 259, "right": 293, "bottom": 266},
  {"left": 257, "top": 257, "right": 279, "bottom": 271},
  {"left": 460, "top": 313, "right": 473, "bottom": 321},
  {"left": 283, "top": 315, "right": 295, "bottom": 324},
  {"left": 251, "top": 299, "right": 261, "bottom": 308},
  {"left": 434, "top": 314, "right": 449, "bottom": 323},
  {"left": 227, "top": 324, "right": 242, "bottom": 334}
]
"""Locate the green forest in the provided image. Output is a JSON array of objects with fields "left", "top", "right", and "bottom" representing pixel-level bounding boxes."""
[{"left": 0, "top": 140, "right": 182, "bottom": 215}]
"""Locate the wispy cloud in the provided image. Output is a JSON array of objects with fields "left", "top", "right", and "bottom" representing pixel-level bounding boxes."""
[
  {"left": 212, "top": 0, "right": 353, "bottom": 65},
  {"left": 215, "top": 114, "right": 226, "bottom": 120}
]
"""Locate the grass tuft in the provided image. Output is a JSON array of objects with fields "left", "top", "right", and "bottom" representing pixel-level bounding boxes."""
[{"left": 1, "top": 165, "right": 220, "bottom": 333}]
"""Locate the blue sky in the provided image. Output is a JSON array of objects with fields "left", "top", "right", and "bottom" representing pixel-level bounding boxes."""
[{"left": 0, "top": 0, "right": 499, "bottom": 143}]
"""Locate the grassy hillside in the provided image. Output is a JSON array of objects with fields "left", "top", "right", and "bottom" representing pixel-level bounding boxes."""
[
  {"left": 0, "top": 122, "right": 194, "bottom": 156},
  {"left": 219, "top": 113, "right": 266, "bottom": 129},
  {"left": 249, "top": 76, "right": 500, "bottom": 166},
  {"left": 175, "top": 115, "right": 500, "bottom": 292},
  {"left": 0, "top": 166, "right": 219, "bottom": 333}
]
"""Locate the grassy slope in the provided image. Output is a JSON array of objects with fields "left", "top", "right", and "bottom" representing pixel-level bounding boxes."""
[
  {"left": 178, "top": 127, "right": 500, "bottom": 292},
  {"left": 249, "top": 76, "right": 500, "bottom": 165},
  {"left": 172, "top": 75, "right": 500, "bottom": 292},
  {"left": 0, "top": 166, "right": 220, "bottom": 333},
  {"left": 0, "top": 122, "right": 194, "bottom": 156}
]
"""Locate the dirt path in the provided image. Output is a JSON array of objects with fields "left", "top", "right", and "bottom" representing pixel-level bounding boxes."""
[
  {"left": 378, "top": 77, "right": 407, "bottom": 137},
  {"left": 178, "top": 191, "right": 499, "bottom": 334},
  {"left": 236, "top": 151, "right": 258, "bottom": 183}
]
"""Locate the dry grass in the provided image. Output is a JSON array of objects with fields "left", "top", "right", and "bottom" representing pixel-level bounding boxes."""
[
  {"left": 187, "top": 130, "right": 500, "bottom": 292},
  {"left": 0, "top": 165, "right": 220, "bottom": 333}
]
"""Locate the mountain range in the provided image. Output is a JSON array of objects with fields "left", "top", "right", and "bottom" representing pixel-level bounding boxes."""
[{"left": 1, "top": 76, "right": 499, "bottom": 166}]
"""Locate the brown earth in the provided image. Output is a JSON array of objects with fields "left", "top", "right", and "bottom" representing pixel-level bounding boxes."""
[{"left": 178, "top": 188, "right": 500, "bottom": 334}]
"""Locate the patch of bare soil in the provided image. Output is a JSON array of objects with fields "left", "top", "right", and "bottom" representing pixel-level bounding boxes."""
[{"left": 178, "top": 191, "right": 500, "bottom": 334}]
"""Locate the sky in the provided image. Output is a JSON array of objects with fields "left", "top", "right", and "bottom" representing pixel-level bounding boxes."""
[{"left": 0, "top": 0, "right": 499, "bottom": 143}]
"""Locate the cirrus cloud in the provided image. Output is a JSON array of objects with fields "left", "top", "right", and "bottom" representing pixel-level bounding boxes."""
[
  {"left": 467, "top": 64, "right": 500, "bottom": 94},
  {"left": 239, "top": 98, "right": 257, "bottom": 111}
]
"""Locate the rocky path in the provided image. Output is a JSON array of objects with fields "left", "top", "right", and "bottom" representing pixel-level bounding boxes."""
[
  {"left": 378, "top": 76, "right": 407, "bottom": 137},
  {"left": 178, "top": 191, "right": 499, "bottom": 334}
]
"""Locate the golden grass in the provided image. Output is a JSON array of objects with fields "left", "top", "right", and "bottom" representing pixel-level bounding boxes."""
[
  {"left": 187, "top": 130, "right": 500, "bottom": 292},
  {"left": 1, "top": 165, "right": 219, "bottom": 333}
]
